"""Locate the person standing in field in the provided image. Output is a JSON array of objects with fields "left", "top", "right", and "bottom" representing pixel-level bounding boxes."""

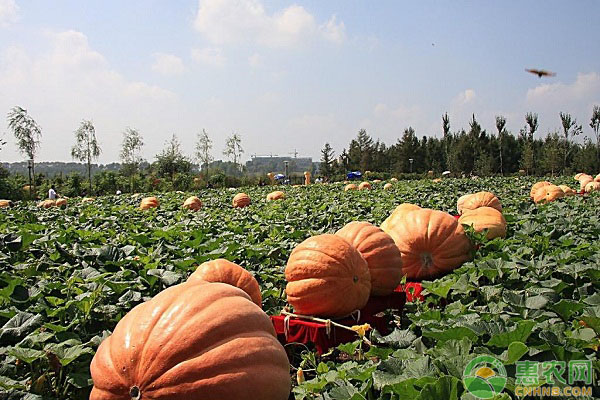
[{"left": 48, "top": 185, "right": 57, "bottom": 200}]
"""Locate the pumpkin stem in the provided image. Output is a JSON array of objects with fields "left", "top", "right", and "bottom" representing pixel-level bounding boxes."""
[
  {"left": 130, "top": 386, "right": 141, "bottom": 400},
  {"left": 420, "top": 253, "right": 433, "bottom": 269},
  {"left": 353, "top": 275, "right": 359, "bottom": 283}
]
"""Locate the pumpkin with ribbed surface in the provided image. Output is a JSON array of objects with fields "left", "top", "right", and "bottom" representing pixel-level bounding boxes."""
[
  {"left": 89, "top": 281, "right": 290, "bottom": 400},
  {"left": 380, "top": 203, "right": 421, "bottom": 233},
  {"left": 585, "top": 181, "right": 600, "bottom": 193},
  {"left": 335, "top": 221, "right": 402, "bottom": 296},
  {"left": 0, "top": 200, "right": 12, "bottom": 208},
  {"left": 285, "top": 234, "right": 371, "bottom": 317},
  {"left": 140, "top": 197, "right": 159, "bottom": 210},
  {"left": 358, "top": 182, "right": 371, "bottom": 190},
  {"left": 456, "top": 194, "right": 471, "bottom": 215},
  {"left": 266, "top": 191, "right": 285, "bottom": 201},
  {"left": 37, "top": 199, "right": 55, "bottom": 208},
  {"left": 595, "top": 173, "right": 600, "bottom": 182},
  {"left": 457, "top": 191, "right": 501, "bottom": 215},
  {"left": 533, "top": 184, "right": 565, "bottom": 203},
  {"left": 580, "top": 177, "right": 593, "bottom": 191},
  {"left": 383, "top": 208, "right": 472, "bottom": 280},
  {"left": 530, "top": 181, "right": 551, "bottom": 199},
  {"left": 55, "top": 198, "right": 67, "bottom": 207},
  {"left": 183, "top": 196, "right": 202, "bottom": 211},
  {"left": 188, "top": 259, "right": 262, "bottom": 307},
  {"left": 458, "top": 207, "right": 507, "bottom": 239},
  {"left": 383, "top": 183, "right": 393, "bottom": 190},
  {"left": 344, "top": 184, "right": 358, "bottom": 191},
  {"left": 232, "top": 193, "right": 251, "bottom": 208}
]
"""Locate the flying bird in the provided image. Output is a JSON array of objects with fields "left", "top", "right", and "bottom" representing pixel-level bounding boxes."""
[{"left": 525, "top": 68, "right": 556, "bottom": 78}]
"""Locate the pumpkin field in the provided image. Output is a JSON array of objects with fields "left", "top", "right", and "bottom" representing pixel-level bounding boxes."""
[{"left": 0, "top": 176, "right": 599, "bottom": 399}]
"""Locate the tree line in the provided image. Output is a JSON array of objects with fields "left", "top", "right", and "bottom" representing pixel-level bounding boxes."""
[{"left": 319, "top": 109, "right": 600, "bottom": 178}]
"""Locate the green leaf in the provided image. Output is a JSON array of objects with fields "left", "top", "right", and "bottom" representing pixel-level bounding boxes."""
[
  {"left": 486, "top": 320, "right": 535, "bottom": 348},
  {"left": 499, "top": 341, "right": 528, "bottom": 364},
  {"left": 416, "top": 375, "right": 462, "bottom": 400},
  {"left": 423, "top": 327, "right": 478, "bottom": 342},
  {"left": 552, "top": 300, "right": 585, "bottom": 321},
  {"left": 8, "top": 347, "right": 44, "bottom": 364}
]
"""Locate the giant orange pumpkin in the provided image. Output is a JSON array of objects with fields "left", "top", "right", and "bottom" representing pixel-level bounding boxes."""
[
  {"left": 358, "top": 182, "right": 371, "bottom": 190},
  {"left": 140, "top": 197, "right": 159, "bottom": 210},
  {"left": 585, "top": 181, "right": 600, "bottom": 193},
  {"left": 37, "top": 199, "right": 55, "bottom": 208},
  {"left": 456, "top": 194, "right": 471, "bottom": 215},
  {"left": 530, "top": 181, "right": 551, "bottom": 199},
  {"left": 55, "top": 198, "right": 67, "bottom": 207},
  {"left": 533, "top": 184, "right": 565, "bottom": 203},
  {"left": 188, "top": 259, "right": 262, "bottom": 307},
  {"left": 344, "top": 184, "right": 358, "bottom": 191},
  {"left": 595, "top": 173, "right": 600, "bottom": 182},
  {"left": 580, "top": 177, "right": 593, "bottom": 191},
  {"left": 232, "top": 193, "right": 251, "bottom": 208},
  {"left": 335, "top": 221, "right": 402, "bottom": 296},
  {"left": 382, "top": 209, "right": 472, "bottom": 280},
  {"left": 183, "top": 196, "right": 202, "bottom": 211},
  {"left": 89, "top": 282, "right": 290, "bottom": 400},
  {"left": 285, "top": 234, "right": 371, "bottom": 317},
  {"left": 458, "top": 192, "right": 502, "bottom": 215},
  {"left": 380, "top": 203, "right": 421, "bottom": 233},
  {"left": 575, "top": 173, "right": 592, "bottom": 182},
  {"left": 0, "top": 200, "right": 13, "bottom": 208},
  {"left": 266, "top": 191, "right": 285, "bottom": 201},
  {"left": 383, "top": 183, "right": 393, "bottom": 190},
  {"left": 458, "top": 207, "right": 507, "bottom": 239}
]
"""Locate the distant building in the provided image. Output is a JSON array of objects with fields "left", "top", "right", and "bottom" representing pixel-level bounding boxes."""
[{"left": 245, "top": 155, "right": 315, "bottom": 175}]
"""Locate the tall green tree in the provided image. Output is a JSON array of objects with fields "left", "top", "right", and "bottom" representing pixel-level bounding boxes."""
[
  {"left": 319, "top": 142, "right": 335, "bottom": 178},
  {"left": 520, "top": 113, "right": 539, "bottom": 174},
  {"left": 120, "top": 128, "right": 144, "bottom": 191},
  {"left": 155, "top": 134, "right": 192, "bottom": 180},
  {"left": 7, "top": 106, "right": 42, "bottom": 197},
  {"left": 542, "top": 131, "right": 562, "bottom": 176},
  {"left": 71, "top": 120, "right": 101, "bottom": 191},
  {"left": 223, "top": 133, "right": 244, "bottom": 171},
  {"left": 559, "top": 112, "right": 582, "bottom": 172},
  {"left": 442, "top": 112, "right": 451, "bottom": 167},
  {"left": 590, "top": 105, "right": 600, "bottom": 166},
  {"left": 495, "top": 115, "right": 506, "bottom": 174},
  {"left": 195, "top": 129, "right": 213, "bottom": 173}
]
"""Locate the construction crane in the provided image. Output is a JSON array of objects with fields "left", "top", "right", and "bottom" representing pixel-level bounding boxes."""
[{"left": 288, "top": 149, "right": 298, "bottom": 158}]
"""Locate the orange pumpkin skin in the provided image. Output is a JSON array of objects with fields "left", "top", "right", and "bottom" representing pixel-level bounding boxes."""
[
  {"left": 380, "top": 203, "right": 421, "bottom": 233},
  {"left": 533, "top": 184, "right": 565, "bottom": 203},
  {"left": 0, "top": 200, "right": 13, "bottom": 208},
  {"left": 372, "top": 179, "right": 382, "bottom": 183},
  {"left": 37, "top": 199, "right": 56, "bottom": 208},
  {"left": 188, "top": 259, "right": 262, "bottom": 307},
  {"left": 585, "top": 181, "right": 600, "bottom": 193},
  {"left": 383, "top": 183, "right": 393, "bottom": 190},
  {"left": 55, "top": 198, "right": 67, "bottom": 207},
  {"left": 358, "top": 182, "right": 371, "bottom": 190},
  {"left": 458, "top": 207, "right": 507, "bottom": 239},
  {"left": 456, "top": 194, "right": 471, "bottom": 214},
  {"left": 89, "top": 282, "right": 290, "bottom": 400},
  {"left": 266, "top": 191, "right": 285, "bottom": 201},
  {"left": 140, "top": 197, "right": 159, "bottom": 210},
  {"left": 183, "top": 196, "right": 202, "bottom": 211},
  {"left": 580, "top": 177, "right": 593, "bottom": 191},
  {"left": 595, "top": 174, "right": 600, "bottom": 182},
  {"left": 335, "top": 221, "right": 402, "bottom": 296},
  {"left": 458, "top": 192, "right": 502, "bottom": 215},
  {"left": 344, "top": 184, "right": 358, "bottom": 191},
  {"left": 530, "top": 181, "right": 551, "bottom": 199},
  {"left": 232, "top": 193, "right": 251, "bottom": 208},
  {"left": 574, "top": 173, "right": 587, "bottom": 181},
  {"left": 383, "top": 209, "right": 472, "bottom": 280},
  {"left": 390, "top": 178, "right": 398, "bottom": 182},
  {"left": 285, "top": 234, "right": 371, "bottom": 317},
  {"left": 558, "top": 185, "right": 576, "bottom": 196}
]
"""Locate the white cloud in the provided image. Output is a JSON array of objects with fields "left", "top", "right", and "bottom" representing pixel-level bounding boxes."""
[
  {"left": 248, "top": 52, "right": 262, "bottom": 67},
  {"left": 453, "top": 89, "right": 476, "bottom": 106},
  {"left": 0, "top": 0, "right": 18, "bottom": 28},
  {"left": 194, "top": 0, "right": 345, "bottom": 47},
  {"left": 0, "top": 30, "right": 178, "bottom": 162},
  {"left": 526, "top": 72, "right": 600, "bottom": 105},
  {"left": 151, "top": 53, "right": 185, "bottom": 75},
  {"left": 191, "top": 47, "right": 226, "bottom": 67}
]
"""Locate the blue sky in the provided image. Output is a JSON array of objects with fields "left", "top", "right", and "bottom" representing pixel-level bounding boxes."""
[{"left": 1, "top": 0, "right": 599, "bottom": 163}]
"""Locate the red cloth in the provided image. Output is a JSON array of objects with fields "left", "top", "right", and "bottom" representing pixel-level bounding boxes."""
[
  {"left": 271, "top": 291, "right": 406, "bottom": 354},
  {"left": 396, "top": 282, "right": 425, "bottom": 302}
]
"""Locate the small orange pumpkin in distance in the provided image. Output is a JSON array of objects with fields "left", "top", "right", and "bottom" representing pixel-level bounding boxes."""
[
  {"left": 380, "top": 203, "right": 421, "bottom": 233},
  {"left": 580, "top": 177, "right": 593, "bottom": 191},
  {"left": 558, "top": 185, "right": 576, "bottom": 196},
  {"left": 344, "top": 183, "right": 358, "bottom": 191},
  {"left": 82, "top": 197, "right": 94, "bottom": 203},
  {"left": 0, "top": 200, "right": 13, "bottom": 208},
  {"left": 336, "top": 221, "right": 402, "bottom": 296},
  {"left": 55, "top": 198, "right": 67, "bottom": 207},
  {"left": 372, "top": 179, "right": 382, "bottom": 183},
  {"left": 382, "top": 208, "right": 472, "bottom": 280},
  {"left": 458, "top": 207, "right": 507, "bottom": 239},
  {"left": 383, "top": 183, "right": 393, "bottom": 190},
  {"left": 232, "top": 193, "right": 251, "bottom": 208},
  {"left": 89, "top": 281, "right": 291, "bottom": 400},
  {"left": 458, "top": 191, "right": 502, "bottom": 215},
  {"left": 188, "top": 259, "right": 262, "bottom": 308},
  {"left": 266, "top": 191, "right": 285, "bottom": 201},
  {"left": 37, "top": 199, "right": 55, "bottom": 208},
  {"left": 533, "top": 184, "right": 565, "bottom": 204},
  {"left": 530, "top": 181, "right": 551, "bottom": 199},
  {"left": 285, "top": 234, "right": 371, "bottom": 317},
  {"left": 183, "top": 196, "right": 202, "bottom": 211},
  {"left": 140, "top": 196, "right": 159, "bottom": 210},
  {"left": 390, "top": 177, "right": 398, "bottom": 182},
  {"left": 358, "top": 181, "right": 371, "bottom": 190},
  {"left": 585, "top": 181, "right": 600, "bottom": 193}
]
